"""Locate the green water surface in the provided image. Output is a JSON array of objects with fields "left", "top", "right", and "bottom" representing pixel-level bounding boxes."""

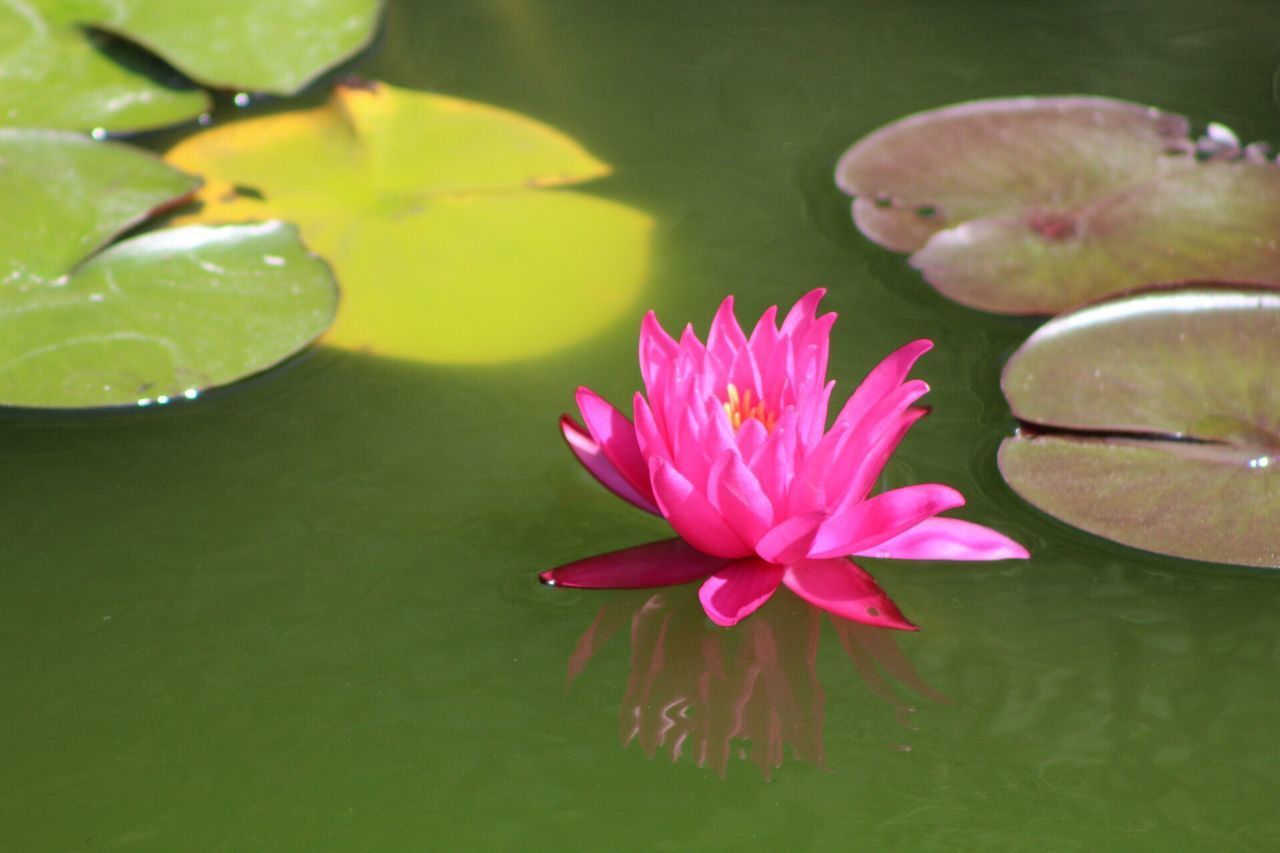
[{"left": 3, "top": 0, "right": 1279, "bottom": 849}]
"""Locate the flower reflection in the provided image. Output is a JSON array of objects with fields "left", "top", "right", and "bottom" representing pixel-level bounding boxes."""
[
  {"left": 567, "top": 589, "right": 946, "bottom": 780},
  {"left": 557, "top": 541, "right": 948, "bottom": 779}
]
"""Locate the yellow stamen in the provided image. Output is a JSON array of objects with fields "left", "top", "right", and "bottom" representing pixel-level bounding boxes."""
[{"left": 722, "top": 383, "right": 778, "bottom": 431}]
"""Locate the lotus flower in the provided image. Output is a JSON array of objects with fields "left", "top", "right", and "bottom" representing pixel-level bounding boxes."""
[{"left": 553, "top": 290, "right": 1028, "bottom": 627}]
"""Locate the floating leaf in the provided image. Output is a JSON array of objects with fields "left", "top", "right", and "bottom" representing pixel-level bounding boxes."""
[
  {"left": 836, "top": 97, "right": 1280, "bottom": 313},
  {"left": 0, "top": 0, "right": 382, "bottom": 132},
  {"left": 999, "top": 287, "right": 1280, "bottom": 567},
  {"left": 167, "top": 81, "right": 653, "bottom": 364},
  {"left": 0, "top": 129, "right": 199, "bottom": 281},
  {"left": 0, "top": 1, "right": 208, "bottom": 131},
  {"left": 0, "top": 130, "right": 337, "bottom": 408},
  {"left": 84, "top": 0, "right": 383, "bottom": 95}
]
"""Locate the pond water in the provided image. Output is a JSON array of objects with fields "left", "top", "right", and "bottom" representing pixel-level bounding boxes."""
[{"left": 4, "top": 0, "right": 1280, "bottom": 848}]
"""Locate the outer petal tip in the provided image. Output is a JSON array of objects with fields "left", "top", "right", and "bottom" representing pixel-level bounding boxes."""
[
  {"left": 854, "top": 517, "right": 1029, "bottom": 562},
  {"left": 561, "top": 411, "right": 660, "bottom": 515},
  {"left": 538, "top": 570, "right": 556, "bottom": 586},
  {"left": 783, "top": 559, "right": 918, "bottom": 630}
]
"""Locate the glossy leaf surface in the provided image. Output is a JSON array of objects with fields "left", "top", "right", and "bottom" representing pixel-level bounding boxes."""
[
  {"left": 0, "top": 0, "right": 208, "bottom": 131},
  {"left": 85, "top": 0, "right": 382, "bottom": 95},
  {"left": 1000, "top": 287, "right": 1280, "bottom": 566},
  {"left": 168, "top": 81, "right": 652, "bottom": 364},
  {"left": 0, "top": 223, "right": 338, "bottom": 408},
  {"left": 0, "top": 130, "right": 199, "bottom": 280},
  {"left": 0, "top": 130, "right": 336, "bottom": 408},
  {"left": 836, "top": 97, "right": 1280, "bottom": 313},
  {"left": 0, "top": 0, "right": 381, "bottom": 132}
]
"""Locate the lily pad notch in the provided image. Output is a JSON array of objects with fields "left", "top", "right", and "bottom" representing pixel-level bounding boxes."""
[
  {"left": 998, "top": 285, "right": 1280, "bottom": 568},
  {"left": 165, "top": 79, "right": 653, "bottom": 365},
  {"left": 0, "top": 129, "right": 338, "bottom": 409}
]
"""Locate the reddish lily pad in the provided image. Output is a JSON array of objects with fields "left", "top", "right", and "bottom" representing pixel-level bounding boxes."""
[
  {"left": 836, "top": 97, "right": 1280, "bottom": 313},
  {"left": 999, "top": 287, "right": 1280, "bottom": 567}
]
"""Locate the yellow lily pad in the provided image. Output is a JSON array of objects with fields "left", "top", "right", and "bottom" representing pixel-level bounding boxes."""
[{"left": 167, "top": 81, "right": 653, "bottom": 364}]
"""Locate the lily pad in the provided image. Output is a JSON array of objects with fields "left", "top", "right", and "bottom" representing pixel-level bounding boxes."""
[
  {"left": 0, "top": 0, "right": 382, "bottom": 132},
  {"left": 836, "top": 97, "right": 1280, "bottom": 314},
  {"left": 0, "top": 0, "right": 208, "bottom": 131},
  {"left": 0, "top": 129, "right": 337, "bottom": 408},
  {"left": 84, "top": 0, "right": 382, "bottom": 95},
  {"left": 999, "top": 287, "right": 1280, "bottom": 567},
  {"left": 0, "top": 128, "right": 198, "bottom": 281},
  {"left": 167, "top": 81, "right": 653, "bottom": 364}
]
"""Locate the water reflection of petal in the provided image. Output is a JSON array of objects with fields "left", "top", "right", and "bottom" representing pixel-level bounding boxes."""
[{"left": 566, "top": 590, "right": 947, "bottom": 779}]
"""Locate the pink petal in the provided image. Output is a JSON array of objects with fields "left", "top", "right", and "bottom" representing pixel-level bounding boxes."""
[
  {"left": 779, "top": 288, "right": 828, "bottom": 337},
  {"left": 831, "top": 339, "right": 933, "bottom": 434},
  {"left": 748, "top": 304, "right": 780, "bottom": 358},
  {"left": 825, "top": 404, "right": 929, "bottom": 510},
  {"left": 639, "top": 311, "right": 679, "bottom": 393},
  {"left": 755, "top": 511, "right": 827, "bottom": 565},
  {"left": 855, "top": 517, "right": 1030, "bottom": 561},
  {"left": 632, "top": 393, "right": 670, "bottom": 463},
  {"left": 672, "top": 404, "right": 717, "bottom": 488},
  {"left": 707, "top": 451, "right": 775, "bottom": 546},
  {"left": 727, "top": 340, "right": 764, "bottom": 403},
  {"left": 782, "top": 559, "right": 917, "bottom": 630},
  {"left": 808, "top": 484, "right": 966, "bottom": 559},
  {"left": 698, "top": 559, "right": 785, "bottom": 626},
  {"left": 576, "top": 387, "right": 656, "bottom": 504},
  {"left": 561, "top": 416, "right": 661, "bottom": 514},
  {"left": 540, "top": 538, "right": 731, "bottom": 588},
  {"left": 707, "top": 296, "right": 749, "bottom": 370},
  {"left": 792, "top": 378, "right": 930, "bottom": 516},
  {"left": 734, "top": 417, "right": 768, "bottom": 461},
  {"left": 649, "top": 457, "right": 752, "bottom": 558}
]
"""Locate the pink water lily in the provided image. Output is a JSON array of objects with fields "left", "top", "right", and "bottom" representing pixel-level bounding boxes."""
[{"left": 555, "top": 290, "right": 1028, "bottom": 627}]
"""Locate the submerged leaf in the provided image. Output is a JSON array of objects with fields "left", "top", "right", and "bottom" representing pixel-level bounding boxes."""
[
  {"left": 167, "top": 81, "right": 653, "bottom": 364},
  {"left": 999, "top": 287, "right": 1280, "bottom": 567},
  {"left": 836, "top": 97, "right": 1280, "bottom": 313},
  {"left": 0, "top": 130, "right": 337, "bottom": 408}
]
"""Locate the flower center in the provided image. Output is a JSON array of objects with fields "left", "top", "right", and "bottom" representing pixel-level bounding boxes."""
[{"left": 722, "top": 383, "right": 777, "bottom": 431}]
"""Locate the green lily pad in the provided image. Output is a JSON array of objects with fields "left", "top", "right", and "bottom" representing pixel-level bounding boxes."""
[
  {"left": 0, "top": 0, "right": 208, "bottom": 132},
  {"left": 0, "top": 128, "right": 199, "bottom": 281},
  {"left": 999, "top": 287, "right": 1280, "bottom": 567},
  {"left": 167, "top": 80, "right": 653, "bottom": 364},
  {"left": 0, "top": 129, "right": 337, "bottom": 408},
  {"left": 84, "top": 0, "right": 382, "bottom": 95},
  {"left": 836, "top": 97, "right": 1280, "bottom": 314},
  {"left": 0, "top": 0, "right": 381, "bottom": 132}
]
